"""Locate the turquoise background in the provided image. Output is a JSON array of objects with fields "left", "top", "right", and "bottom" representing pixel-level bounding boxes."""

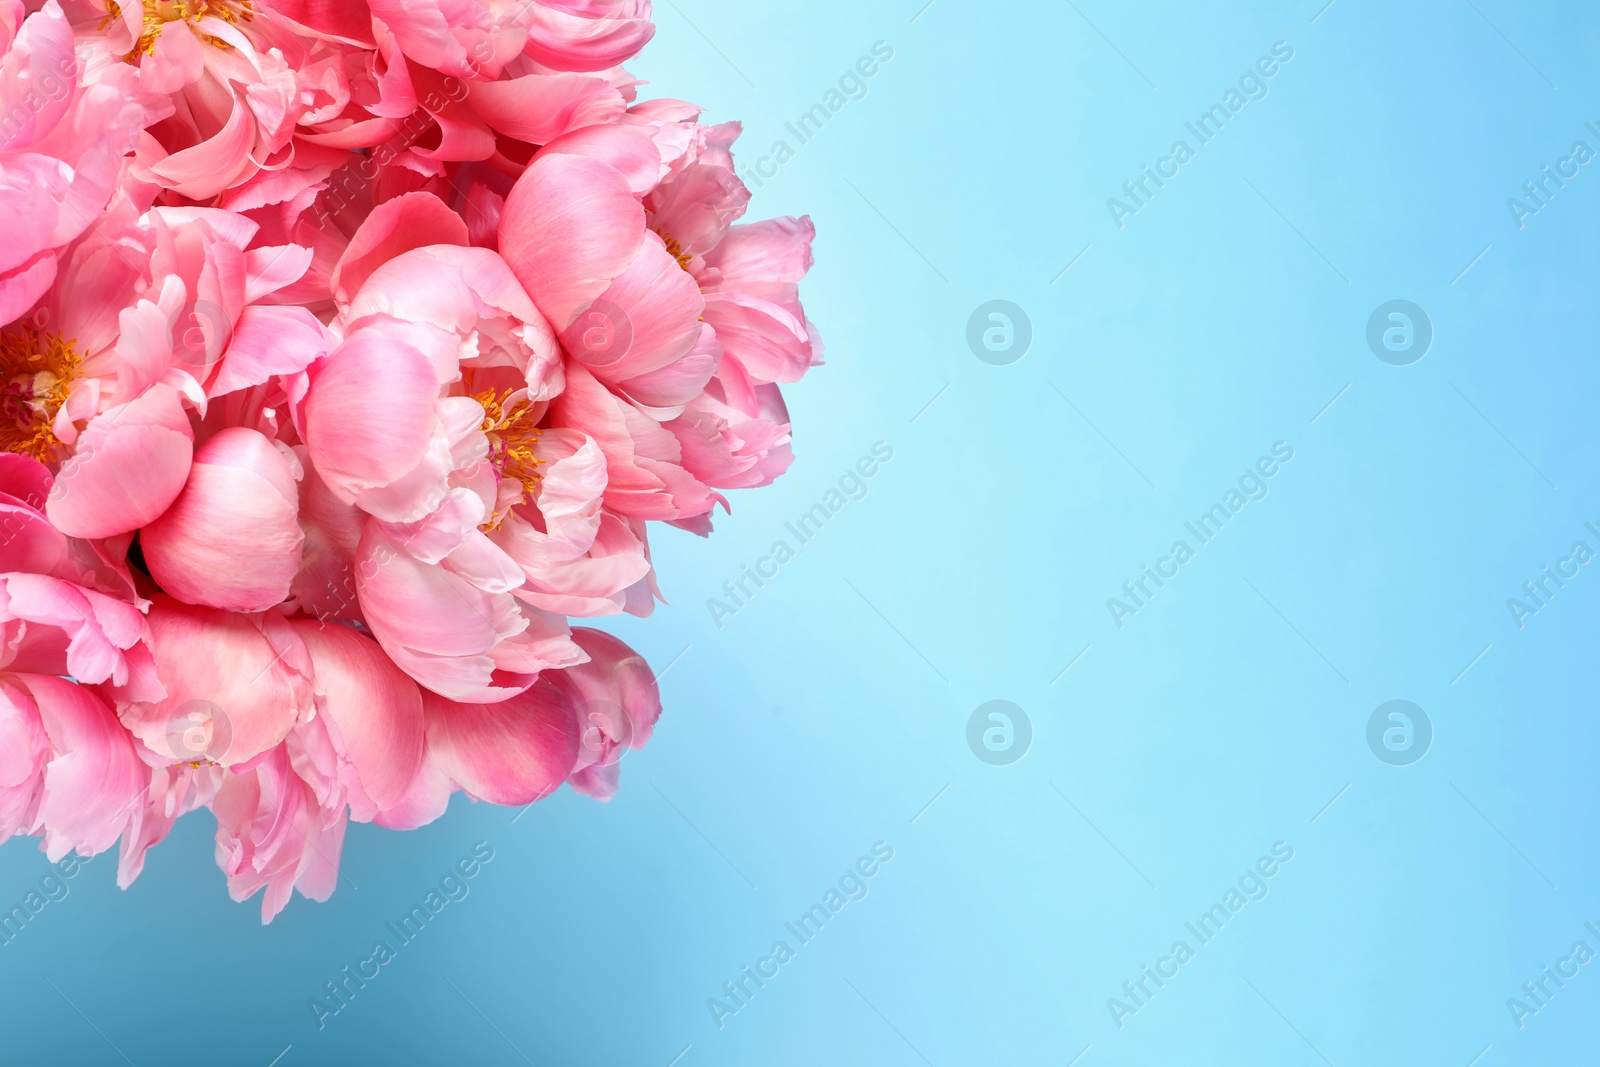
[{"left": 6, "top": 0, "right": 1600, "bottom": 1063}]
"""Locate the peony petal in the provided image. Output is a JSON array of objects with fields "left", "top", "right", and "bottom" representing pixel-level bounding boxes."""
[
  {"left": 141, "top": 427, "right": 304, "bottom": 612},
  {"left": 114, "top": 597, "right": 313, "bottom": 767},
  {"left": 46, "top": 384, "right": 195, "bottom": 540},
  {"left": 421, "top": 683, "right": 579, "bottom": 806},
  {"left": 2, "top": 674, "right": 147, "bottom": 861},
  {"left": 500, "top": 152, "right": 643, "bottom": 332},
  {"left": 290, "top": 620, "right": 425, "bottom": 818},
  {"left": 303, "top": 331, "right": 445, "bottom": 515},
  {"left": 330, "top": 191, "right": 469, "bottom": 309}
]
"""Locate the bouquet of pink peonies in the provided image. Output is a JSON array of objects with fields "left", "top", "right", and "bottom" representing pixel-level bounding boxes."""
[{"left": 0, "top": 0, "right": 819, "bottom": 920}]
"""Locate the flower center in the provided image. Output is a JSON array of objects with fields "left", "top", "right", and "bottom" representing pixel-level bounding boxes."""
[
  {"left": 661, "top": 233, "right": 694, "bottom": 272},
  {"left": 1, "top": 329, "right": 79, "bottom": 462},
  {"left": 476, "top": 389, "right": 543, "bottom": 530},
  {"left": 110, "top": 0, "right": 253, "bottom": 58}
]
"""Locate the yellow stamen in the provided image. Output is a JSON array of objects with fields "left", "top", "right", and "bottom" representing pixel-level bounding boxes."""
[
  {"left": 1, "top": 329, "right": 79, "bottom": 462},
  {"left": 475, "top": 388, "right": 543, "bottom": 530},
  {"left": 121, "top": 0, "right": 252, "bottom": 59},
  {"left": 661, "top": 233, "right": 694, "bottom": 272}
]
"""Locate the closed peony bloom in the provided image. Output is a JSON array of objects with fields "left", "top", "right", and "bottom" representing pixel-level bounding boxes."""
[{"left": 141, "top": 426, "right": 306, "bottom": 612}]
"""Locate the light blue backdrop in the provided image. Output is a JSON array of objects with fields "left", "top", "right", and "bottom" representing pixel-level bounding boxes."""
[{"left": 6, "top": 1, "right": 1600, "bottom": 1063}]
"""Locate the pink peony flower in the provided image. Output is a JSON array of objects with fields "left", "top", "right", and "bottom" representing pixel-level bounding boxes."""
[
  {"left": 500, "top": 107, "right": 821, "bottom": 528},
  {"left": 297, "top": 194, "right": 654, "bottom": 701},
  {"left": 106, "top": 606, "right": 429, "bottom": 919},
  {"left": 208, "top": 618, "right": 426, "bottom": 921},
  {"left": 384, "top": 625, "right": 661, "bottom": 824},
  {"left": 0, "top": 0, "right": 815, "bottom": 923},
  {"left": 1, "top": 202, "right": 326, "bottom": 540},
  {"left": 0, "top": 0, "right": 144, "bottom": 326},
  {"left": 0, "top": 454, "right": 154, "bottom": 862}
]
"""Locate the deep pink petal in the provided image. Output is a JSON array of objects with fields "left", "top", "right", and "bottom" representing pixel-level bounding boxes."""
[
  {"left": 422, "top": 683, "right": 580, "bottom": 806},
  {"left": 290, "top": 620, "right": 425, "bottom": 819}
]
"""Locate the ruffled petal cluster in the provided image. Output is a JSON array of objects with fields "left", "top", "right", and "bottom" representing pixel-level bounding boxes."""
[{"left": 0, "top": 0, "right": 817, "bottom": 920}]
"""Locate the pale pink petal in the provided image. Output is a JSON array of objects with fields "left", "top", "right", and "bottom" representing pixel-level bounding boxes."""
[
  {"left": 303, "top": 332, "right": 447, "bottom": 517},
  {"left": 209, "top": 305, "right": 333, "bottom": 398},
  {"left": 2, "top": 674, "right": 147, "bottom": 861},
  {"left": 467, "top": 71, "right": 626, "bottom": 145},
  {"left": 356, "top": 521, "right": 568, "bottom": 702},
  {"left": 141, "top": 427, "right": 304, "bottom": 612},
  {"left": 522, "top": 0, "right": 655, "bottom": 72},
  {"left": 114, "top": 598, "right": 313, "bottom": 767},
  {"left": 554, "top": 627, "right": 661, "bottom": 799},
  {"left": 562, "top": 234, "right": 704, "bottom": 384},
  {"left": 46, "top": 384, "right": 195, "bottom": 540}
]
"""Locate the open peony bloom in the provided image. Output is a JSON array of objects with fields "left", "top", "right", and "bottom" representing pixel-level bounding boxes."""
[
  {"left": 0, "top": 0, "right": 819, "bottom": 921},
  {"left": 3, "top": 202, "right": 327, "bottom": 541},
  {"left": 501, "top": 105, "right": 821, "bottom": 529},
  {"left": 298, "top": 194, "right": 654, "bottom": 702},
  {"left": 207, "top": 619, "right": 427, "bottom": 921}
]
